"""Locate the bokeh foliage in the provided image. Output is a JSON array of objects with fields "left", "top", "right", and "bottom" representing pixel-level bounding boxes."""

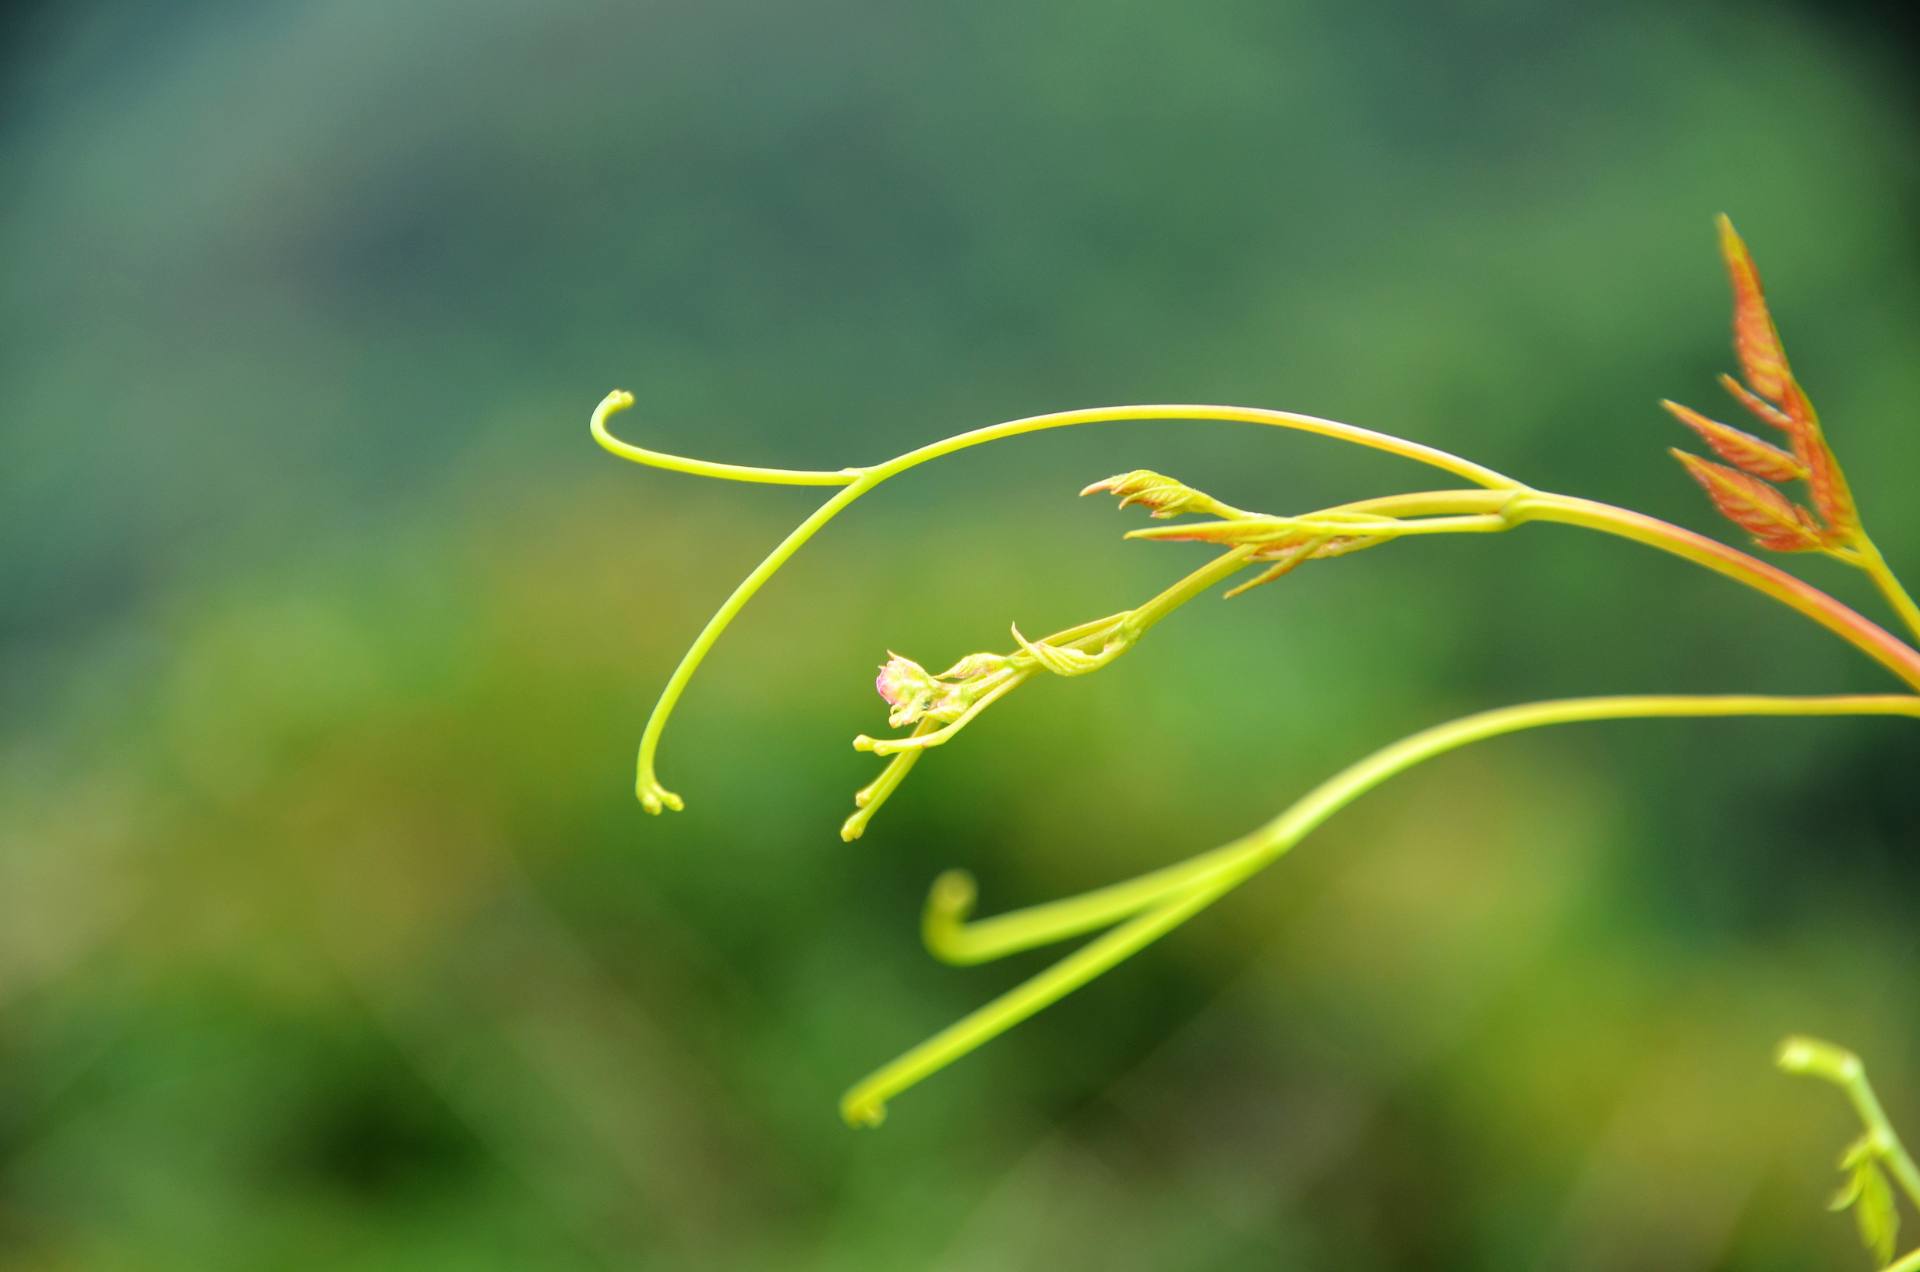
[{"left": 4, "top": 1, "right": 1919, "bottom": 1266}]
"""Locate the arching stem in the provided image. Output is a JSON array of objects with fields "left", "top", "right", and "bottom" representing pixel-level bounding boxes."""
[
  {"left": 607, "top": 396, "right": 1522, "bottom": 811},
  {"left": 634, "top": 477, "right": 877, "bottom": 812},
  {"left": 842, "top": 693, "right": 1920, "bottom": 1125}
]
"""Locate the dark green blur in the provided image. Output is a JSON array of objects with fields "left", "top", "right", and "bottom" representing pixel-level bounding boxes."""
[{"left": 4, "top": 2, "right": 1919, "bottom": 1267}]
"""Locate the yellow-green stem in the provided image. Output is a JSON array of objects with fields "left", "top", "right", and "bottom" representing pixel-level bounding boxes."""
[
  {"left": 861, "top": 403, "right": 1518, "bottom": 491},
  {"left": 1119, "top": 544, "right": 1261, "bottom": 634},
  {"left": 592, "top": 390, "right": 860, "bottom": 486},
  {"left": 1509, "top": 493, "right": 1920, "bottom": 694},
  {"left": 634, "top": 477, "right": 877, "bottom": 811},
  {"left": 845, "top": 693, "right": 1920, "bottom": 1125},
  {"left": 1857, "top": 534, "right": 1920, "bottom": 648}
]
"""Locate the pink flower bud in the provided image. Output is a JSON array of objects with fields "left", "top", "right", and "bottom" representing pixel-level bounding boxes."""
[{"left": 875, "top": 653, "right": 940, "bottom": 727}]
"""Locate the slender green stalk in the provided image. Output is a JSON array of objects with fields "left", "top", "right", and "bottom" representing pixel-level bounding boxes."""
[
  {"left": 1323, "top": 489, "right": 1515, "bottom": 517},
  {"left": 1857, "top": 535, "right": 1920, "bottom": 649},
  {"left": 633, "top": 477, "right": 877, "bottom": 812},
  {"left": 847, "top": 862, "right": 1230, "bottom": 1127},
  {"left": 1508, "top": 493, "right": 1920, "bottom": 693},
  {"left": 1116, "top": 544, "right": 1261, "bottom": 635},
  {"left": 860, "top": 403, "right": 1521, "bottom": 492},
  {"left": 592, "top": 389, "right": 860, "bottom": 486},
  {"left": 844, "top": 693, "right": 1920, "bottom": 1125},
  {"left": 934, "top": 695, "right": 1920, "bottom": 962},
  {"left": 1126, "top": 511, "right": 1514, "bottom": 545}
]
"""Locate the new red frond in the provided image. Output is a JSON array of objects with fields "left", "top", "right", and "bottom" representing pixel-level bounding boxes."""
[
  {"left": 1717, "top": 215, "right": 1791, "bottom": 404},
  {"left": 1661, "top": 399, "right": 1806, "bottom": 483},
  {"left": 1672, "top": 448, "right": 1825, "bottom": 552},
  {"left": 1779, "top": 379, "right": 1858, "bottom": 537},
  {"left": 1718, "top": 372, "right": 1793, "bottom": 431}
]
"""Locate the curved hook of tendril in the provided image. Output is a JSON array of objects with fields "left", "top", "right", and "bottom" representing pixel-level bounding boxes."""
[{"left": 591, "top": 390, "right": 863, "bottom": 487}]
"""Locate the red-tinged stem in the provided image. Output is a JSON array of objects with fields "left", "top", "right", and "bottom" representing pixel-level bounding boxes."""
[{"left": 1509, "top": 492, "right": 1920, "bottom": 693}]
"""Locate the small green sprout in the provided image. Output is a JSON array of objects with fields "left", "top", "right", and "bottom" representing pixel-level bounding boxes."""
[{"left": 1779, "top": 1037, "right": 1920, "bottom": 1269}]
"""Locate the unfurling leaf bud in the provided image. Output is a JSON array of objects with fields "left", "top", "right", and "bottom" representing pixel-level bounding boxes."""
[
  {"left": 1719, "top": 372, "right": 1793, "bottom": 431},
  {"left": 1080, "top": 470, "right": 1238, "bottom": 520},
  {"left": 1668, "top": 220, "right": 1862, "bottom": 554},
  {"left": 1672, "top": 450, "right": 1826, "bottom": 552},
  {"left": 875, "top": 652, "right": 941, "bottom": 728},
  {"left": 1661, "top": 400, "right": 1806, "bottom": 484},
  {"left": 873, "top": 650, "right": 1017, "bottom": 729},
  {"left": 1010, "top": 624, "right": 1118, "bottom": 677},
  {"left": 1780, "top": 379, "right": 1858, "bottom": 538},
  {"left": 1718, "top": 214, "right": 1791, "bottom": 404}
]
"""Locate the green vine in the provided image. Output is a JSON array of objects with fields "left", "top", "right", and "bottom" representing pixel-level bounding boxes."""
[{"left": 592, "top": 217, "right": 1919, "bottom": 1254}]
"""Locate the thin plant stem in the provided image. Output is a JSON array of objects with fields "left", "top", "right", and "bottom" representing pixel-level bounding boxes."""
[
  {"left": 1117, "top": 544, "right": 1261, "bottom": 634},
  {"left": 928, "top": 691, "right": 1920, "bottom": 965},
  {"left": 592, "top": 390, "right": 861, "bottom": 486},
  {"left": 844, "top": 693, "right": 1920, "bottom": 1124},
  {"left": 1126, "top": 511, "right": 1513, "bottom": 545},
  {"left": 1856, "top": 534, "right": 1920, "bottom": 648},
  {"left": 859, "top": 403, "right": 1521, "bottom": 492},
  {"left": 633, "top": 477, "right": 877, "bottom": 812},
  {"left": 1321, "top": 489, "right": 1515, "bottom": 517},
  {"left": 1508, "top": 493, "right": 1920, "bottom": 693}
]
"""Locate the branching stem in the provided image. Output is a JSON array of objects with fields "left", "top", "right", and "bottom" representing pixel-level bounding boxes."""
[{"left": 600, "top": 392, "right": 1522, "bottom": 811}]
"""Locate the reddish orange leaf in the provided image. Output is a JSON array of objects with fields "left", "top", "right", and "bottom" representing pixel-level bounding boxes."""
[
  {"left": 1660, "top": 399, "right": 1806, "bottom": 483},
  {"left": 1718, "top": 372, "right": 1793, "bottom": 431},
  {"left": 1718, "top": 215, "right": 1791, "bottom": 404},
  {"left": 1779, "top": 379, "right": 1857, "bottom": 537},
  {"left": 1672, "top": 449, "right": 1824, "bottom": 552}
]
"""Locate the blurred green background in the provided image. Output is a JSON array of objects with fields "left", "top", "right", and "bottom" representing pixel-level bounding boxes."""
[{"left": 5, "top": 1, "right": 1920, "bottom": 1267}]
